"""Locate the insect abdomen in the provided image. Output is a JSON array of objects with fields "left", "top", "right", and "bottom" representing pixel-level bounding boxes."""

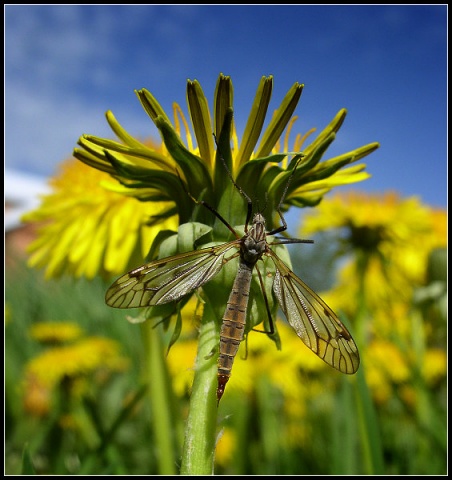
[{"left": 217, "top": 260, "right": 253, "bottom": 402}]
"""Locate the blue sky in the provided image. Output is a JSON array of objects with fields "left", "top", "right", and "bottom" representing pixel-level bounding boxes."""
[{"left": 5, "top": 5, "right": 447, "bottom": 211}]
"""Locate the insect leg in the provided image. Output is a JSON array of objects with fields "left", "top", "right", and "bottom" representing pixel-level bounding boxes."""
[
  {"left": 268, "top": 156, "right": 304, "bottom": 236},
  {"left": 250, "top": 264, "right": 275, "bottom": 336},
  {"left": 175, "top": 168, "right": 240, "bottom": 239}
]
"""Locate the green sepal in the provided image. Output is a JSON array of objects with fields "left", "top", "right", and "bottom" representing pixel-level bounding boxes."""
[
  {"left": 145, "top": 229, "right": 179, "bottom": 261},
  {"left": 177, "top": 222, "right": 214, "bottom": 253},
  {"left": 105, "top": 110, "right": 150, "bottom": 150},
  {"left": 73, "top": 147, "right": 117, "bottom": 175},
  {"left": 213, "top": 73, "right": 234, "bottom": 142},
  {"left": 155, "top": 116, "right": 213, "bottom": 197},
  {"left": 81, "top": 134, "right": 171, "bottom": 170},
  {"left": 255, "top": 82, "right": 303, "bottom": 158},
  {"left": 135, "top": 88, "right": 171, "bottom": 124},
  {"left": 186, "top": 79, "right": 215, "bottom": 169},
  {"left": 302, "top": 108, "right": 347, "bottom": 158},
  {"left": 235, "top": 75, "right": 273, "bottom": 169},
  {"left": 235, "top": 153, "right": 288, "bottom": 192},
  {"left": 214, "top": 107, "right": 234, "bottom": 197},
  {"left": 287, "top": 193, "right": 326, "bottom": 208},
  {"left": 292, "top": 133, "right": 336, "bottom": 179},
  {"left": 102, "top": 150, "right": 189, "bottom": 210}
]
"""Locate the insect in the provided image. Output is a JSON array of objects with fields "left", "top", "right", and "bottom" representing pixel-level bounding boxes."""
[{"left": 105, "top": 161, "right": 360, "bottom": 402}]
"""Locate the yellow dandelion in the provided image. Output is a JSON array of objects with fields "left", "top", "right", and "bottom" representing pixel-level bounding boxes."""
[
  {"left": 422, "top": 348, "right": 447, "bottom": 386},
  {"left": 215, "top": 427, "right": 236, "bottom": 467},
  {"left": 22, "top": 157, "right": 178, "bottom": 279},
  {"left": 29, "top": 321, "right": 84, "bottom": 344},
  {"left": 25, "top": 336, "right": 128, "bottom": 388},
  {"left": 167, "top": 337, "right": 198, "bottom": 398},
  {"left": 301, "top": 191, "right": 446, "bottom": 324},
  {"left": 22, "top": 373, "right": 52, "bottom": 416},
  {"left": 23, "top": 335, "right": 129, "bottom": 417},
  {"left": 24, "top": 74, "right": 378, "bottom": 284},
  {"left": 398, "top": 384, "right": 417, "bottom": 409},
  {"left": 367, "top": 340, "right": 411, "bottom": 384}
]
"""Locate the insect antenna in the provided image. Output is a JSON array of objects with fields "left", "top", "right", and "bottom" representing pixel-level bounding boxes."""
[
  {"left": 266, "top": 156, "right": 314, "bottom": 246},
  {"left": 213, "top": 134, "right": 253, "bottom": 231},
  {"left": 267, "top": 156, "right": 303, "bottom": 236}
]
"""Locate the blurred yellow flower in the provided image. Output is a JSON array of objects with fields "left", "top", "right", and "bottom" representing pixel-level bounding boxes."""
[
  {"left": 422, "top": 348, "right": 447, "bottom": 386},
  {"left": 23, "top": 335, "right": 129, "bottom": 416},
  {"left": 302, "top": 191, "right": 446, "bottom": 313},
  {"left": 22, "top": 158, "right": 177, "bottom": 279},
  {"left": 215, "top": 427, "right": 236, "bottom": 467},
  {"left": 29, "top": 321, "right": 84, "bottom": 344},
  {"left": 300, "top": 191, "right": 447, "bottom": 407}
]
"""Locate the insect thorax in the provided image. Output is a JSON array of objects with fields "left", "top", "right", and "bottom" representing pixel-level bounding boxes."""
[{"left": 241, "top": 216, "right": 267, "bottom": 265}]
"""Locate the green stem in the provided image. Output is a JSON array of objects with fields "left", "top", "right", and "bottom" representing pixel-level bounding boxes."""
[
  {"left": 180, "top": 301, "right": 219, "bottom": 475},
  {"left": 353, "top": 252, "right": 384, "bottom": 475},
  {"left": 143, "top": 322, "right": 178, "bottom": 475}
]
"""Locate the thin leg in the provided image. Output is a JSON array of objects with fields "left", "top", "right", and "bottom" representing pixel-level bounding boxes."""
[
  {"left": 268, "top": 156, "right": 304, "bottom": 236},
  {"left": 250, "top": 264, "right": 275, "bottom": 336},
  {"left": 175, "top": 168, "right": 240, "bottom": 239}
]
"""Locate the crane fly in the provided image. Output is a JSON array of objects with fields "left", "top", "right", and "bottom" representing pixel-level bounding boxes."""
[{"left": 105, "top": 162, "right": 360, "bottom": 402}]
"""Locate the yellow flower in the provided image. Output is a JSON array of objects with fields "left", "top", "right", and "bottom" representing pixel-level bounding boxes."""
[
  {"left": 302, "top": 191, "right": 446, "bottom": 308},
  {"left": 23, "top": 335, "right": 129, "bottom": 416},
  {"left": 24, "top": 74, "right": 378, "bottom": 283},
  {"left": 29, "top": 321, "right": 84, "bottom": 344},
  {"left": 73, "top": 76, "right": 378, "bottom": 231},
  {"left": 22, "top": 157, "right": 177, "bottom": 279},
  {"left": 422, "top": 348, "right": 447, "bottom": 386},
  {"left": 215, "top": 427, "right": 236, "bottom": 467},
  {"left": 300, "top": 191, "right": 447, "bottom": 407},
  {"left": 25, "top": 336, "right": 128, "bottom": 387}
]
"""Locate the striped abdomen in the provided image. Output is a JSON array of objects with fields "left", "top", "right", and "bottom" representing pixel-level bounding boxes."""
[{"left": 217, "top": 259, "right": 254, "bottom": 402}]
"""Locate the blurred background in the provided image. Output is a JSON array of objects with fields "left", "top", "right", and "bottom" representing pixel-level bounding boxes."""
[{"left": 5, "top": 5, "right": 447, "bottom": 475}]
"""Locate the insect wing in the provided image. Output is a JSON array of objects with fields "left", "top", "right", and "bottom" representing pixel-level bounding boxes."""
[
  {"left": 106, "top": 240, "right": 240, "bottom": 309},
  {"left": 270, "top": 252, "right": 359, "bottom": 374}
]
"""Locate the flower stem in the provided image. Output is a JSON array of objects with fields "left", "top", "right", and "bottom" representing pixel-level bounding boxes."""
[
  {"left": 180, "top": 300, "right": 219, "bottom": 475},
  {"left": 353, "top": 252, "right": 384, "bottom": 474},
  {"left": 143, "top": 322, "right": 178, "bottom": 475}
]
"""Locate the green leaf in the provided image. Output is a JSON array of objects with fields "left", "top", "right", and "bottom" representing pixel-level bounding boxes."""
[
  {"left": 21, "top": 444, "right": 36, "bottom": 475},
  {"left": 167, "top": 307, "right": 183, "bottom": 355}
]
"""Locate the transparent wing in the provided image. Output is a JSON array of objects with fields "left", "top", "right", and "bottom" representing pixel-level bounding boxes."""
[
  {"left": 106, "top": 240, "right": 240, "bottom": 308},
  {"left": 269, "top": 251, "right": 360, "bottom": 374}
]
